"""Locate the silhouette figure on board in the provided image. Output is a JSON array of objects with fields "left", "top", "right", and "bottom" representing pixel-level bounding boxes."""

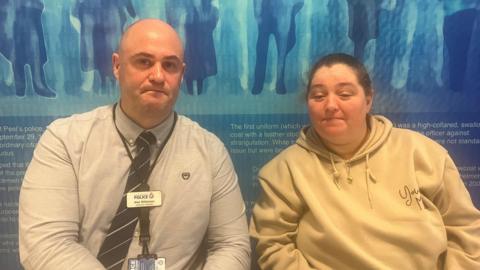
[
  {"left": 72, "top": 0, "right": 136, "bottom": 94},
  {"left": 465, "top": 5, "right": 480, "bottom": 93},
  {"left": 0, "top": 0, "right": 14, "bottom": 94},
  {"left": 251, "top": 0, "right": 304, "bottom": 95},
  {"left": 374, "top": 0, "right": 416, "bottom": 91},
  {"left": 346, "top": 0, "right": 379, "bottom": 61},
  {"left": 442, "top": 1, "right": 480, "bottom": 92},
  {"left": 58, "top": 2, "right": 82, "bottom": 95},
  {"left": 0, "top": 0, "right": 56, "bottom": 97},
  {"left": 184, "top": 0, "right": 219, "bottom": 95},
  {"left": 165, "top": 0, "right": 188, "bottom": 30},
  {"left": 406, "top": 0, "right": 442, "bottom": 92}
]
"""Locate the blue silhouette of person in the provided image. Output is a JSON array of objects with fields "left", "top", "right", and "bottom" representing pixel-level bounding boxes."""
[
  {"left": 0, "top": 0, "right": 56, "bottom": 97},
  {"left": 406, "top": 0, "right": 442, "bottom": 92},
  {"left": 58, "top": 2, "right": 82, "bottom": 95},
  {"left": 464, "top": 5, "right": 480, "bottom": 93},
  {"left": 443, "top": 1, "right": 480, "bottom": 92},
  {"left": 183, "top": 0, "right": 219, "bottom": 95},
  {"left": 72, "top": 0, "right": 136, "bottom": 94},
  {"left": 251, "top": 0, "right": 304, "bottom": 95},
  {"left": 0, "top": 0, "right": 10, "bottom": 54},
  {"left": 0, "top": 0, "right": 14, "bottom": 94},
  {"left": 346, "top": 0, "right": 379, "bottom": 61},
  {"left": 165, "top": 0, "right": 188, "bottom": 30},
  {"left": 374, "top": 0, "right": 413, "bottom": 91}
]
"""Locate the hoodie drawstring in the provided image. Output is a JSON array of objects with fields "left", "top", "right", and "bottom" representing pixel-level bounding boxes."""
[
  {"left": 329, "top": 152, "right": 378, "bottom": 208},
  {"left": 365, "top": 153, "right": 377, "bottom": 208},
  {"left": 346, "top": 163, "right": 353, "bottom": 183},
  {"left": 329, "top": 153, "right": 341, "bottom": 189}
]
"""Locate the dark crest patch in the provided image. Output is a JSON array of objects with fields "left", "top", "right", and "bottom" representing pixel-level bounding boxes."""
[{"left": 181, "top": 172, "right": 190, "bottom": 180}]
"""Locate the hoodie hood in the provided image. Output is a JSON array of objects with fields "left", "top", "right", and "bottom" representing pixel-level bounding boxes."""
[
  {"left": 296, "top": 115, "right": 393, "bottom": 207},
  {"left": 297, "top": 115, "right": 393, "bottom": 162}
]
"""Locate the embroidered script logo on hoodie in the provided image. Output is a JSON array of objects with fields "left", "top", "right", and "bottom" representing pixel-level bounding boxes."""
[{"left": 398, "top": 185, "right": 424, "bottom": 209}]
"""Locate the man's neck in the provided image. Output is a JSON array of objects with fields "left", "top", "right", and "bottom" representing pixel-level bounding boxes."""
[{"left": 119, "top": 103, "right": 170, "bottom": 130}]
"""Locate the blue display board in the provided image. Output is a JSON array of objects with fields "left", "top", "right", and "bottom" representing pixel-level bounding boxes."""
[{"left": 1, "top": 1, "right": 479, "bottom": 269}]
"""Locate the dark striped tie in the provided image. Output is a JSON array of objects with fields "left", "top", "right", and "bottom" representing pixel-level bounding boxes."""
[{"left": 97, "top": 131, "right": 156, "bottom": 270}]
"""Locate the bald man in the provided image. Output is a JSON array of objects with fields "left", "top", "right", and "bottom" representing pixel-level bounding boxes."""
[{"left": 19, "top": 19, "right": 250, "bottom": 270}]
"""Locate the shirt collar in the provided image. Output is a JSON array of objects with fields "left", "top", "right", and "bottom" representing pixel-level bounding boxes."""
[{"left": 114, "top": 103, "right": 175, "bottom": 147}]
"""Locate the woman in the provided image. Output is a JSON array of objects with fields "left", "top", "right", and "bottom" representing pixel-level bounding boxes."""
[{"left": 250, "top": 53, "right": 480, "bottom": 269}]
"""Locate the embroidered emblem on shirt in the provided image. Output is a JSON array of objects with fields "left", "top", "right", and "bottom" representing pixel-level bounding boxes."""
[
  {"left": 181, "top": 172, "right": 191, "bottom": 180},
  {"left": 398, "top": 185, "right": 423, "bottom": 210}
]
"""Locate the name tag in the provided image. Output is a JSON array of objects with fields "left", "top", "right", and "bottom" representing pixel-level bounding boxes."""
[
  {"left": 127, "top": 191, "right": 162, "bottom": 208},
  {"left": 128, "top": 257, "right": 165, "bottom": 270}
]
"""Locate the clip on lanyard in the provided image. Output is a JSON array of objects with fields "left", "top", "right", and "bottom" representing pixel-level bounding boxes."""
[{"left": 139, "top": 185, "right": 153, "bottom": 257}]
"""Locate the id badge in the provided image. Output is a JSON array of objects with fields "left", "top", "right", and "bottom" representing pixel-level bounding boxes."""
[
  {"left": 128, "top": 257, "right": 165, "bottom": 270},
  {"left": 127, "top": 191, "right": 162, "bottom": 208}
]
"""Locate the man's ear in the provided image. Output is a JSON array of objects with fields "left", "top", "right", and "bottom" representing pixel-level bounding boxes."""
[
  {"left": 112, "top": 53, "right": 120, "bottom": 80},
  {"left": 180, "top": 62, "right": 186, "bottom": 83},
  {"left": 181, "top": 62, "right": 186, "bottom": 76}
]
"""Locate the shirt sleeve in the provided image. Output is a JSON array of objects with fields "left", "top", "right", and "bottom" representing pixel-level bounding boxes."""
[
  {"left": 432, "top": 155, "right": 480, "bottom": 269},
  {"left": 249, "top": 158, "right": 315, "bottom": 270},
  {"left": 19, "top": 127, "right": 105, "bottom": 270},
  {"left": 202, "top": 143, "right": 251, "bottom": 270}
]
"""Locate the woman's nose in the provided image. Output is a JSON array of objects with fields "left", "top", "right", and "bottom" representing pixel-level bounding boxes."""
[{"left": 325, "top": 95, "right": 339, "bottom": 111}]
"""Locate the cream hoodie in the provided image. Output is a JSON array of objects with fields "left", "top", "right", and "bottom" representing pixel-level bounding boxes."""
[{"left": 250, "top": 115, "right": 480, "bottom": 270}]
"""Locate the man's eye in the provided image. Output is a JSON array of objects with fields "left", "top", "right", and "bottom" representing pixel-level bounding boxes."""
[
  {"left": 162, "top": 60, "right": 181, "bottom": 73},
  {"left": 136, "top": 58, "right": 152, "bottom": 67}
]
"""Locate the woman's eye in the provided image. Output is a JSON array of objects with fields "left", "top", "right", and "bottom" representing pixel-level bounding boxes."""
[
  {"left": 310, "top": 94, "right": 325, "bottom": 100},
  {"left": 338, "top": 90, "right": 354, "bottom": 98}
]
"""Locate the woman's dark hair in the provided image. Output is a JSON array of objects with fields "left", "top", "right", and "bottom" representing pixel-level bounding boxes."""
[{"left": 306, "top": 53, "right": 373, "bottom": 98}]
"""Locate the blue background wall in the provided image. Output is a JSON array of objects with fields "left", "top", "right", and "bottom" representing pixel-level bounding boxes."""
[{"left": 1, "top": 1, "right": 480, "bottom": 269}]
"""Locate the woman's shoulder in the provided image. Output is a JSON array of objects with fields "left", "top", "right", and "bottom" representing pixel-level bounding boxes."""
[
  {"left": 261, "top": 143, "right": 313, "bottom": 171},
  {"left": 390, "top": 127, "right": 448, "bottom": 156}
]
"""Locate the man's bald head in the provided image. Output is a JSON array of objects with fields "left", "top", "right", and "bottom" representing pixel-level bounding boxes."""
[{"left": 117, "top": 18, "right": 184, "bottom": 59}]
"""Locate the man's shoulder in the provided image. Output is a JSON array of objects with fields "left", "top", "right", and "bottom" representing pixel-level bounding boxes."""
[
  {"left": 50, "top": 105, "right": 113, "bottom": 128},
  {"left": 176, "top": 115, "right": 216, "bottom": 136},
  {"left": 47, "top": 105, "right": 114, "bottom": 137},
  {"left": 175, "top": 114, "right": 225, "bottom": 146}
]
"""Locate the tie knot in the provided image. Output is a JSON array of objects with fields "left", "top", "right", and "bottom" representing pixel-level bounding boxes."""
[{"left": 136, "top": 131, "right": 156, "bottom": 147}]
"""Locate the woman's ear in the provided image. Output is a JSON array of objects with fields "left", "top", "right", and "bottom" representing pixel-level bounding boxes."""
[{"left": 366, "top": 90, "right": 374, "bottom": 111}]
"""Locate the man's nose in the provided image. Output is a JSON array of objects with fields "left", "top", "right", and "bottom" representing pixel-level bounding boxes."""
[{"left": 148, "top": 63, "right": 165, "bottom": 83}]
